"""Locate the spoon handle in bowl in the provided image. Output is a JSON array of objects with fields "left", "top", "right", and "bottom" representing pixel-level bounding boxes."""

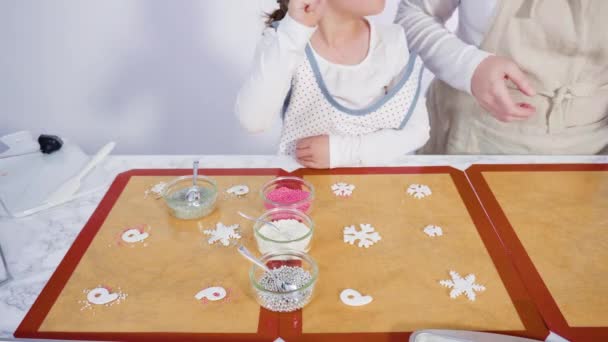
[
  {"left": 236, "top": 245, "right": 271, "bottom": 273},
  {"left": 238, "top": 211, "right": 281, "bottom": 232},
  {"left": 192, "top": 160, "right": 199, "bottom": 184}
]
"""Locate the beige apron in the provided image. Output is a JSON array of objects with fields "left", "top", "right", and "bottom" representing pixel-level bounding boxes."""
[{"left": 423, "top": 0, "right": 608, "bottom": 155}]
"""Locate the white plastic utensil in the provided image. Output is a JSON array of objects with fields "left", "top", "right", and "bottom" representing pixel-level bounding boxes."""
[
  {"left": 10, "top": 187, "right": 107, "bottom": 218},
  {"left": 45, "top": 142, "right": 116, "bottom": 204},
  {"left": 410, "top": 330, "right": 543, "bottom": 342}
]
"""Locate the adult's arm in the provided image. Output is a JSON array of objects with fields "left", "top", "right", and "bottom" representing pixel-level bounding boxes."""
[
  {"left": 396, "top": 0, "right": 536, "bottom": 122},
  {"left": 395, "top": 0, "right": 491, "bottom": 94}
]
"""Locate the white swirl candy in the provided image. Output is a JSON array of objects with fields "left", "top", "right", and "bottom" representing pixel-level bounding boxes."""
[
  {"left": 340, "top": 289, "right": 373, "bottom": 307},
  {"left": 121, "top": 228, "right": 149, "bottom": 243},
  {"left": 226, "top": 185, "right": 250, "bottom": 196},
  {"left": 195, "top": 286, "right": 227, "bottom": 301},
  {"left": 87, "top": 287, "right": 120, "bottom": 305}
]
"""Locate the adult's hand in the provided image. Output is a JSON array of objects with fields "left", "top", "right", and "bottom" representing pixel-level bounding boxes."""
[
  {"left": 471, "top": 56, "right": 537, "bottom": 123},
  {"left": 288, "top": 0, "right": 326, "bottom": 28}
]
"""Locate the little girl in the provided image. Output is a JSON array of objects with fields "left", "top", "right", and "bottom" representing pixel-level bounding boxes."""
[{"left": 236, "top": 0, "right": 429, "bottom": 169}]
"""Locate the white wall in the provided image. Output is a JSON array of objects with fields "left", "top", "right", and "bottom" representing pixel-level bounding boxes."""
[{"left": 0, "top": 0, "right": 424, "bottom": 154}]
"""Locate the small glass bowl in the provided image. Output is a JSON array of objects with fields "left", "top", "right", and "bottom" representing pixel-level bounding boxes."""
[
  {"left": 260, "top": 177, "right": 315, "bottom": 214},
  {"left": 253, "top": 208, "right": 314, "bottom": 254},
  {"left": 162, "top": 175, "right": 218, "bottom": 220},
  {"left": 249, "top": 250, "right": 318, "bottom": 313}
]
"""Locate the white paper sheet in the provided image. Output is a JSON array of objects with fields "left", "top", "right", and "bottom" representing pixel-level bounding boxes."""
[{"left": 0, "top": 131, "right": 111, "bottom": 217}]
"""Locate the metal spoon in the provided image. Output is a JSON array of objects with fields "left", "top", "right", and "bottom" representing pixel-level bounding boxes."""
[
  {"left": 236, "top": 245, "right": 298, "bottom": 292},
  {"left": 238, "top": 211, "right": 281, "bottom": 233},
  {"left": 186, "top": 160, "right": 201, "bottom": 202}
]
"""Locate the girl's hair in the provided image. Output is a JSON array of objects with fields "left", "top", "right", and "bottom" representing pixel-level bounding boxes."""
[{"left": 266, "top": 0, "right": 289, "bottom": 26}]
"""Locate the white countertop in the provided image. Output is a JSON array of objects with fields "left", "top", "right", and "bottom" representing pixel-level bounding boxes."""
[{"left": 0, "top": 154, "right": 606, "bottom": 340}]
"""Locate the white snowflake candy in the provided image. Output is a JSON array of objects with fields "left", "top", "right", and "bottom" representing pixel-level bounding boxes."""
[
  {"left": 407, "top": 184, "right": 432, "bottom": 199},
  {"left": 202, "top": 222, "right": 241, "bottom": 246},
  {"left": 343, "top": 224, "right": 382, "bottom": 248},
  {"left": 439, "top": 270, "right": 486, "bottom": 301},
  {"left": 226, "top": 185, "right": 250, "bottom": 196},
  {"left": 331, "top": 182, "right": 355, "bottom": 197},
  {"left": 144, "top": 181, "right": 167, "bottom": 198},
  {"left": 423, "top": 225, "right": 443, "bottom": 237}
]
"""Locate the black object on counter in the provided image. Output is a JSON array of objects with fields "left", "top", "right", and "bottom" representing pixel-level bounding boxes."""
[{"left": 38, "top": 134, "right": 63, "bottom": 154}]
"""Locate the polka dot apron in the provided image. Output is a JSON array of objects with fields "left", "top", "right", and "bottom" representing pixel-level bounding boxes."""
[{"left": 278, "top": 44, "right": 424, "bottom": 155}]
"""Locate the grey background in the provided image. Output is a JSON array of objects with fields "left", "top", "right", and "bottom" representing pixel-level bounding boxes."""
[{"left": 0, "top": 0, "right": 448, "bottom": 154}]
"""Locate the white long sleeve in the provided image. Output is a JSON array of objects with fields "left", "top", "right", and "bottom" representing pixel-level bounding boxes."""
[
  {"left": 395, "top": 0, "right": 496, "bottom": 94},
  {"left": 330, "top": 98, "right": 430, "bottom": 167},
  {"left": 235, "top": 15, "right": 316, "bottom": 133},
  {"left": 236, "top": 14, "right": 430, "bottom": 167}
]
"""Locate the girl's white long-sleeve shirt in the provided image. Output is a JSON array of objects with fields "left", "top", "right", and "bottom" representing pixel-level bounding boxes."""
[
  {"left": 235, "top": 14, "right": 430, "bottom": 167},
  {"left": 395, "top": 0, "right": 497, "bottom": 94}
]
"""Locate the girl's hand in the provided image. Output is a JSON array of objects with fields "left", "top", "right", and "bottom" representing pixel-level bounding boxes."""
[
  {"left": 296, "top": 135, "right": 330, "bottom": 169},
  {"left": 288, "top": 0, "right": 326, "bottom": 27},
  {"left": 471, "top": 56, "right": 537, "bottom": 123}
]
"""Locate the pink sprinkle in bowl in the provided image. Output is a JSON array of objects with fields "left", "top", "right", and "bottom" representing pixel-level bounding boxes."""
[{"left": 260, "top": 177, "right": 315, "bottom": 214}]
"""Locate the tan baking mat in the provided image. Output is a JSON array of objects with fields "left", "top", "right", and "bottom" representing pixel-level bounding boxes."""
[
  {"left": 300, "top": 172, "right": 524, "bottom": 333},
  {"left": 38, "top": 174, "right": 275, "bottom": 333},
  {"left": 481, "top": 170, "right": 608, "bottom": 327},
  {"left": 17, "top": 167, "right": 549, "bottom": 341}
]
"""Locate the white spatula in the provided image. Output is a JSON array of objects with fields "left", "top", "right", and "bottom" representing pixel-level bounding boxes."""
[
  {"left": 410, "top": 330, "right": 543, "bottom": 342},
  {"left": 45, "top": 142, "right": 116, "bottom": 204}
]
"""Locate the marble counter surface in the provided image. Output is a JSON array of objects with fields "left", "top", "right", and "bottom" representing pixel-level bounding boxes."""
[{"left": 0, "top": 154, "right": 605, "bottom": 340}]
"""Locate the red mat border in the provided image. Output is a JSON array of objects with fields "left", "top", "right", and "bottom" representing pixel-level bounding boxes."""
[
  {"left": 15, "top": 166, "right": 549, "bottom": 341},
  {"left": 15, "top": 168, "right": 289, "bottom": 341},
  {"left": 276, "top": 166, "right": 548, "bottom": 341},
  {"left": 466, "top": 163, "right": 608, "bottom": 342}
]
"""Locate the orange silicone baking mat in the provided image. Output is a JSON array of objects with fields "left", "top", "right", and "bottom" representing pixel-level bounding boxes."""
[
  {"left": 467, "top": 164, "right": 608, "bottom": 342},
  {"left": 277, "top": 167, "right": 547, "bottom": 341},
  {"left": 16, "top": 167, "right": 547, "bottom": 341},
  {"left": 15, "top": 169, "right": 288, "bottom": 341}
]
